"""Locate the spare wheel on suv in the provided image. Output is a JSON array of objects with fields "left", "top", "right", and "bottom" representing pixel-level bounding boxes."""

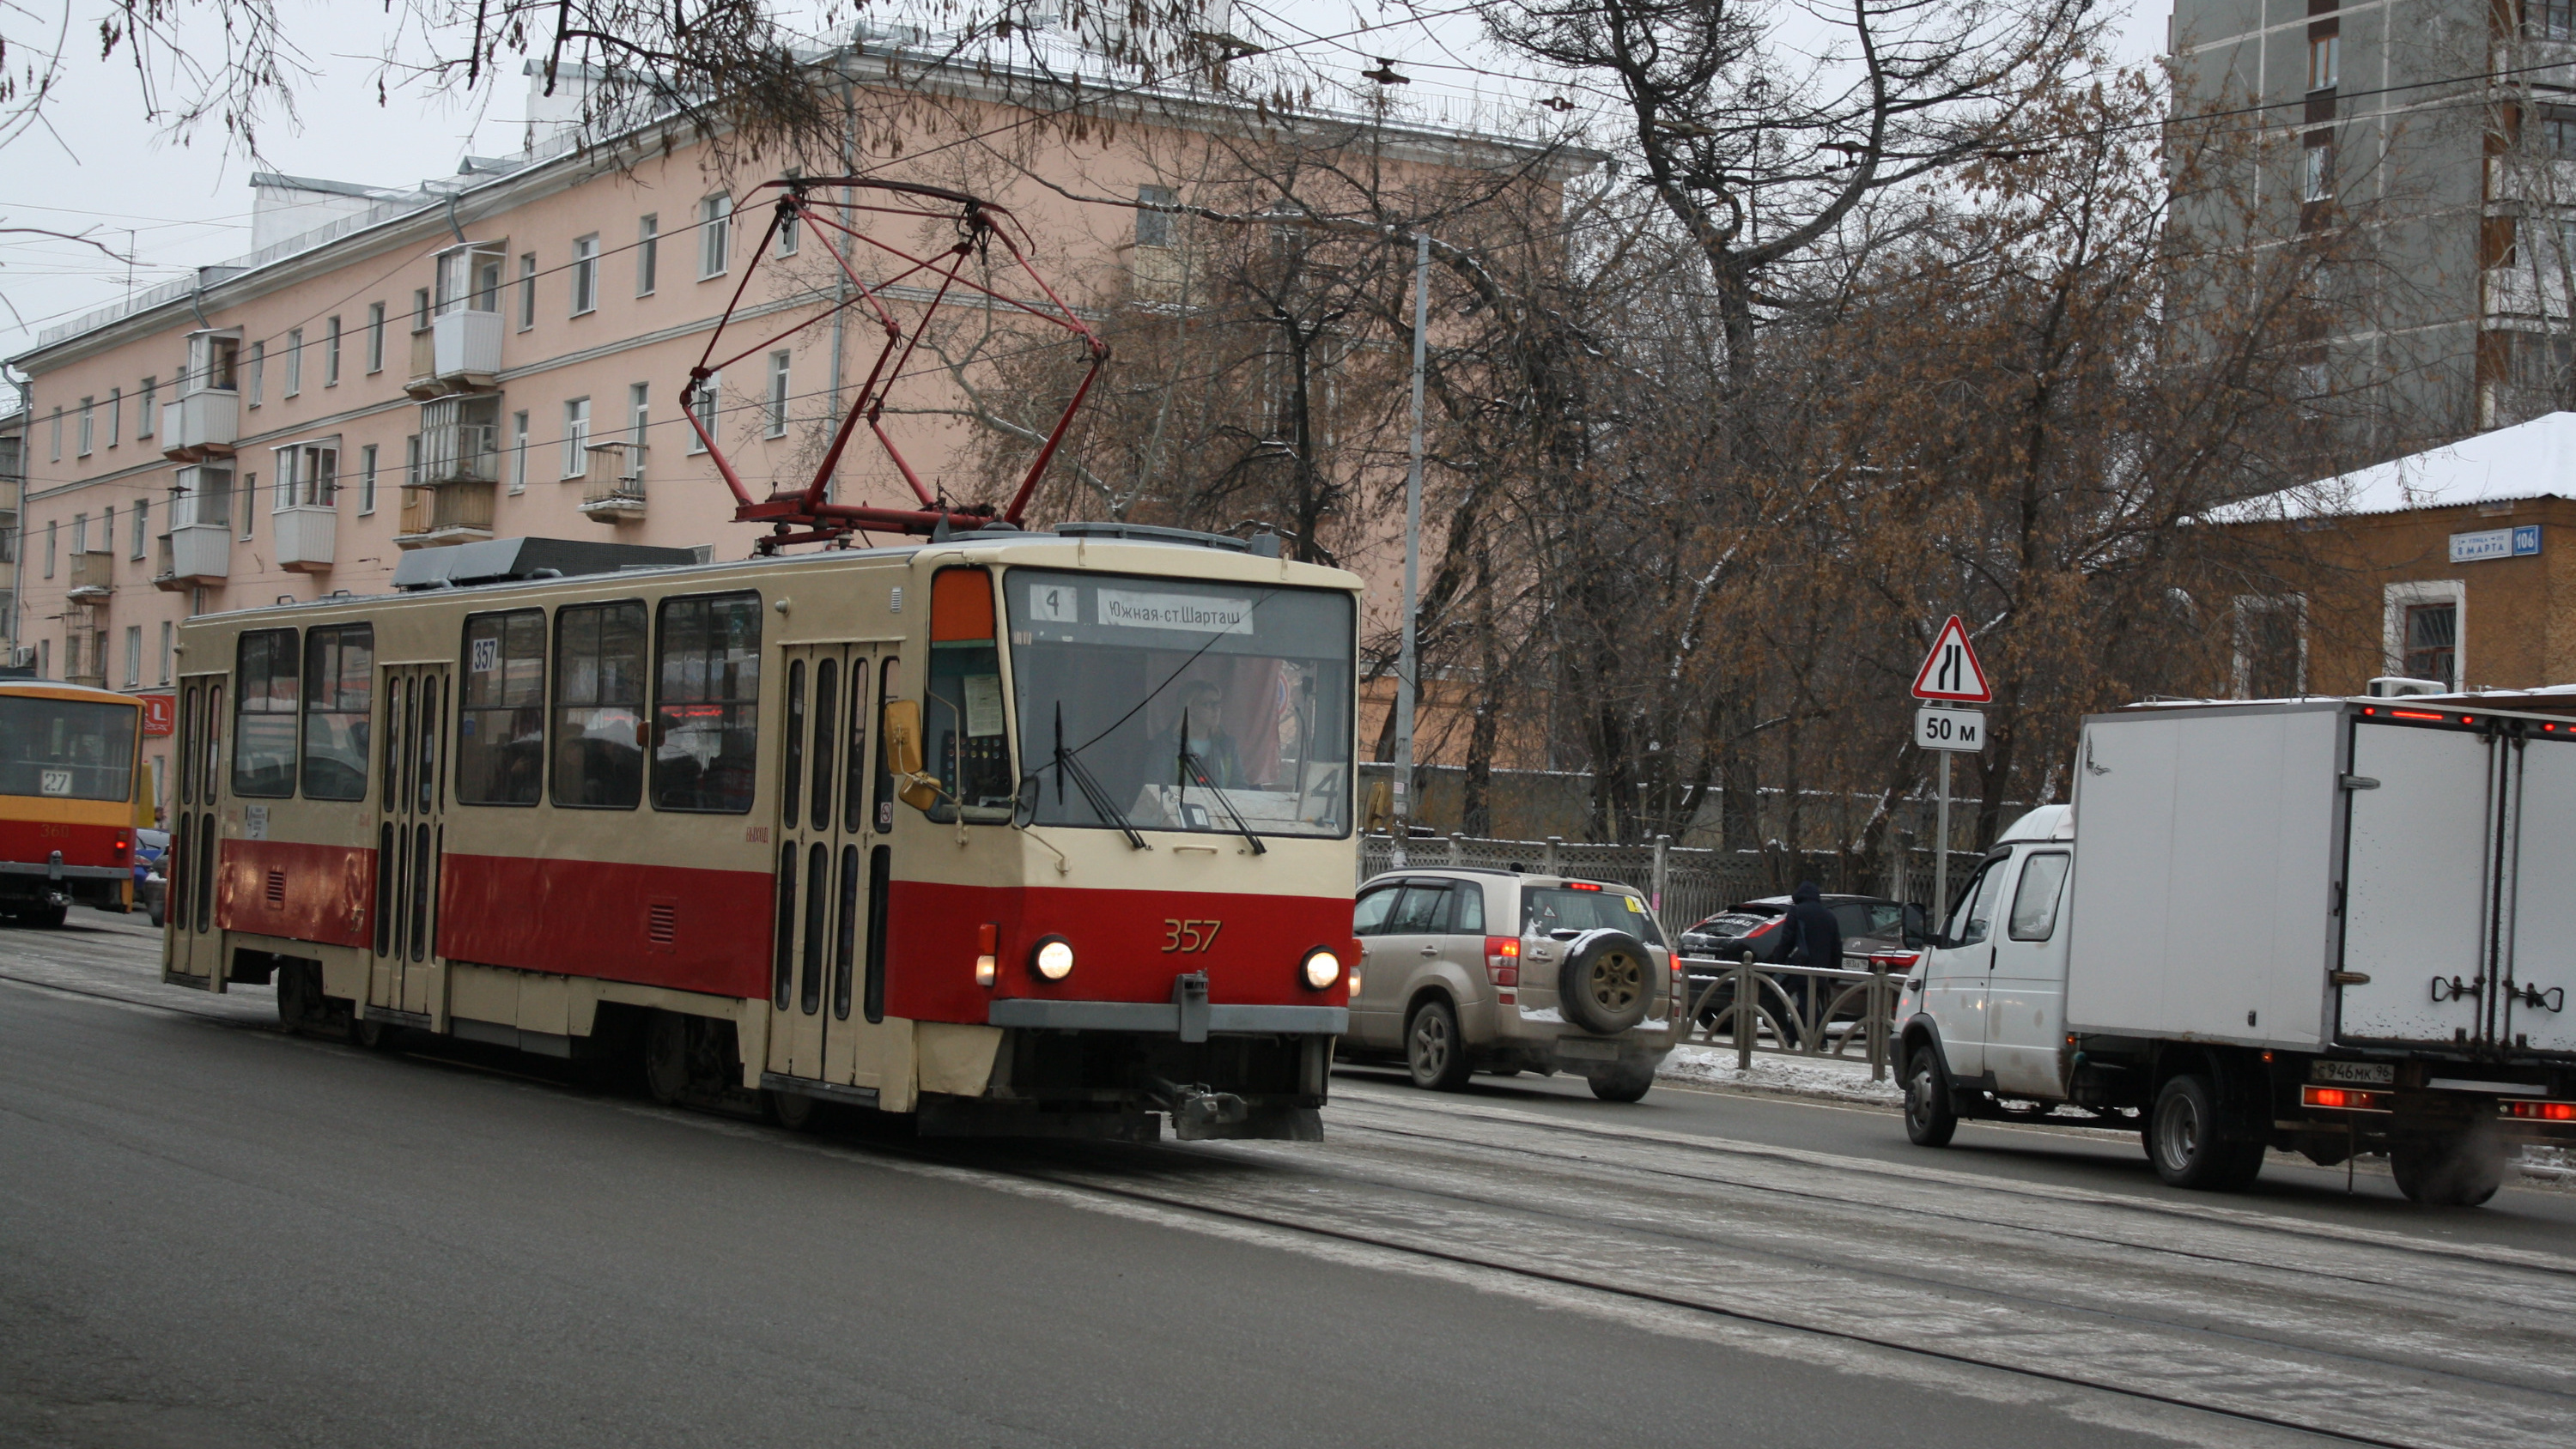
[{"left": 1559, "top": 931, "right": 1654, "bottom": 1035}]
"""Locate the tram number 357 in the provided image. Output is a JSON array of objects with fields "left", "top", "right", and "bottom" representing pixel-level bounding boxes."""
[{"left": 1163, "top": 919, "right": 1224, "bottom": 953}]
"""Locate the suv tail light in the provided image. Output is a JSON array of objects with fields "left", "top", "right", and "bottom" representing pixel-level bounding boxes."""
[{"left": 1484, "top": 936, "right": 1520, "bottom": 987}]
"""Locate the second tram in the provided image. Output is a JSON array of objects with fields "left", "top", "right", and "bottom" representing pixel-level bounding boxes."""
[
  {"left": 2, "top": 677, "right": 150, "bottom": 926},
  {"left": 163, "top": 526, "right": 1360, "bottom": 1139}
]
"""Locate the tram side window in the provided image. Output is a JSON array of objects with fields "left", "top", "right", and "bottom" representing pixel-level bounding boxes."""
[
  {"left": 456, "top": 609, "right": 546, "bottom": 805},
  {"left": 553, "top": 600, "right": 647, "bottom": 809},
  {"left": 231, "top": 628, "right": 300, "bottom": 797},
  {"left": 926, "top": 567, "right": 1012, "bottom": 823},
  {"left": 301, "top": 624, "right": 374, "bottom": 800},
  {"left": 653, "top": 591, "right": 761, "bottom": 813}
]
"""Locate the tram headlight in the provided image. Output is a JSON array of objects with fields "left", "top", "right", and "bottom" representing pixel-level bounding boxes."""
[
  {"left": 1301, "top": 946, "right": 1343, "bottom": 991},
  {"left": 1031, "top": 935, "right": 1075, "bottom": 982}
]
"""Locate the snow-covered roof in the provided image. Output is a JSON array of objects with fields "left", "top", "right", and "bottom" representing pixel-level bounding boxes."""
[{"left": 2243, "top": 412, "right": 2576, "bottom": 522}]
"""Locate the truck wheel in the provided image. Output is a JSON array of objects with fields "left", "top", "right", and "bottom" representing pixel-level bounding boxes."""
[
  {"left": 1904, "top": 1046, "right": 1958, "bottom": 1147},
  {"left": 1585, "top": 1062, "right": 1655, "bottom": 1102},
  {"left": 2148, "top": 1073, "right": 2263, "bottom": 1191},
  {"left": 1406, "top": 998, "right": 1474, "bottom": 1092},
  {"left": 1558, "top": 931, "right": 1654, "bottom": 1035},
  {"left": 2392, "top": 1120, "right": 2506, "bottom": 1207}
]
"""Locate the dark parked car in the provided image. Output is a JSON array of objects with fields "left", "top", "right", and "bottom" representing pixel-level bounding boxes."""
[{"left": 1676, "top": 894, "right": 1928, "bottom": 1041}]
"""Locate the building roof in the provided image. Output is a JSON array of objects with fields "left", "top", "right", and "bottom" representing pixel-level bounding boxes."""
[{"left": 2244, "top": 411, "right": 2576, "bottom": 522}]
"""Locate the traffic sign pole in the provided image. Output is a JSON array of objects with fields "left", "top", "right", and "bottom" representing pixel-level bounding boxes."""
[{"left": 1936, "top": 747, "right": 1951, "bottom": 921}]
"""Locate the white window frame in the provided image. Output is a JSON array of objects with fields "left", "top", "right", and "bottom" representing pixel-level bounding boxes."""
[
  {"left": 518, "top": 253, "right": 538, "bottom": 330},
  {"left": 359, "top": 443, "right": 379, "bottom": 514},
  {"left": 629, "top": 383, "right": 649, "bottom": 476},
  {"left": 2384, "top": 579, "right": 2466, "bottom": 687},
  {"left": 367, "top": 302, "right": 386, "bottom": 373},
  {"left": 284, "top": 327, "right": 303, "bottom": 397},
  {"left": 571, "top": 233, "right": 600, "bottom": 315},
  {"left": 766, "top": 351, "right": 792, "bottom": 437},
  {"left": 72, "top": 512, "right": 88, "bottom": 554},
  {"left": 687, "top": 371, "right": 719, "bottom": 453},
  {"left": 700, "top": 195, "right": 732, "bottom": 278},
  {"left": 325, "top": 316, "right": 343, "bottom": 386},
  {"left": 106, "top": 386, "right": 121, "bottom": 447},
  {"left": 2302, "top": 142, "right": 2334, "bottom": 204},
  {"left": 49, "top": 407, "right": 61, "bottom": 461},
  {"left": 44, "top": 519, "right": 57, "bottom": 578},
  {"left": 131, "top": 498, "right": 148, "bottom": 559},
  {"left": 158, "top": 621, "right": 173, "bottom": 685},
  {"left": 511, "top": 410, "right": 531, "bottom": 494},
  {"left": 137, "top": 377, "right": 155, "bottom": 438},
  {"left": 776, "top": 207, "right": 799, "bottom": 258},
  {"left": 247, "top": 343, "right": 264, "bottom": 408},
  {"left": 239, "top": 471, "right": 257, "bottom": 540},
  {"left": 637, "top": 214, "right": 659, "bottom": 295},
  {"left": 562, "top": 397, "right": 592, "bottom": 478},
  {"left": 78, "top": 397, "right": 94, "bottom": 456},
  {"left": 124, "top": 625, "right": 143, "bottom": 688},
  {"left": 2309, "top": 33, "right": 2339, "bottom": 92}
]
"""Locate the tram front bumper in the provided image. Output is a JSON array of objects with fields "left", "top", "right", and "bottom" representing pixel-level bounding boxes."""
[{"left": 986, "top": 999, "right": 1347, "bottom": 1036}]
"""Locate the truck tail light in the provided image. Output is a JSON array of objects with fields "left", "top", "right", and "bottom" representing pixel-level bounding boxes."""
[
  {"left": 2506, "top": 1100, "right": 2576, "bottom": 1122},
  {"left": 2302, "top": 1084, "right": 2391, "bottom": 1112},
  {"left": 1484, "top": 936, "right": 1520, "bottom": 987}
]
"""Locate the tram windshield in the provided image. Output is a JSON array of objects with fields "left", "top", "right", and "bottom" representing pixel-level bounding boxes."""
[
  {"left": 0, "top": 695, "right": 137, "bottom": 802},
  {"left": 1006, "top": 569, "right": 1353, "bottom": 840}
]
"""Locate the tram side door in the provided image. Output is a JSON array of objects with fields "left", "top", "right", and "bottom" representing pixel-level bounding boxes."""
[
  {"left": 769, "top": 644, "right": 882, "bottom": 1082},
  {"left": 164, "top": 671, "right": 228, "bottom": 986},
  {"left": 372, "top": 663, "right": 453, "bottom": 1022}
]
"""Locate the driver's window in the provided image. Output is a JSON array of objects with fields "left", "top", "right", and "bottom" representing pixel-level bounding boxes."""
[
  {"left": 1945, "top": 861, "right": 2008, "bottom": 947},
  {"left": 1353, "top": 886, "right": 1401, "bottom": 937},
  {"left": 2008, "top": 852, "right": 2072, "bottom": 942}
]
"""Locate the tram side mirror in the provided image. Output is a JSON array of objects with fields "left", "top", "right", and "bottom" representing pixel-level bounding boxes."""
[
  {"left": 883, "top": 700, "right": 939, "bottom": 813},
  {"left": 1012, "top": 773, "right": 1039, "bottom": 829}
]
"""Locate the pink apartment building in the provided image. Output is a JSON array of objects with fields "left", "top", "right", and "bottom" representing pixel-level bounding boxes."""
[{"left": 9, "top": 39, "right": 1562, "bottom": 813}]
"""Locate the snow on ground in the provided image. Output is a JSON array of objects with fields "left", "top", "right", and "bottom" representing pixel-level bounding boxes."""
[{"left": 1656, "top": 1045, "right": 1905, "bottom": 1106}]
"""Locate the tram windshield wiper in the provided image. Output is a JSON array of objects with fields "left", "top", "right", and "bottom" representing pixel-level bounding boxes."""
[
  {"left": 1176, "top": 711, "right": 1266, "bottom": 856},
  {"left": 1053, "top": 704, "right": 1147, "bottom": 850}
]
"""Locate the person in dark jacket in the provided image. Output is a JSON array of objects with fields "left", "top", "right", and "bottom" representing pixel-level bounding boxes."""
[{"left": 1778, "top": 881, "right": 1844, "bottom": 1047}]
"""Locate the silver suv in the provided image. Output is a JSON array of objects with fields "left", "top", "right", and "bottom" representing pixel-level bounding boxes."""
[{"left": 1342, "top": 869, "right": 1679, "bottom": 1100}]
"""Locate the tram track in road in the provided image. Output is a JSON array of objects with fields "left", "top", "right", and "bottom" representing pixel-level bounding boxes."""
[{"left": 12, "top": 924, "right": 2575, "bottom": 1449}]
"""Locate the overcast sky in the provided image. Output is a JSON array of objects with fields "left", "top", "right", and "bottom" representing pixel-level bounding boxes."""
[{"left": 0, "top": 1, "right": 2167, "bottom": 370}]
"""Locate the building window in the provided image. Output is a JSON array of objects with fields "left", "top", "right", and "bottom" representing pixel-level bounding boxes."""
[
  {"left": 1137, "top": 184, "right": 1177, "bottom": 247},
  {"left": 510, "top": 410, "right": 530, "bottom": 494},
  {"left": 518, "top": 253, "right": 537, "bottom": 330},
  {"left": 629, "top": 383, "right": 649, "bottom": 467},
  {"left": 457, "top": 609, "right": 547, "bottom": 806},
  {"left": 131, "top": 499, "right": 148, "bottom": 559},
  {"left": 2532, "top": 0, "right": 2576, "bottom": 39},
  {"left": 159, "top": 621, "right": 173, "bottom": 685},
  {"left": 367, "top": 302, "right": 386, "bottom": 373},
  {"left": 2233, "top": 595, "right": 2306, "bottom": 698},
  {"left": 767, "top": 351, "right": 791, "bottom": 437},
  {"left": 124, "top": 626, "right": 143, "bottom": 688},
  {"left": 776, "top": 205, "right": 799, "bottom": 257},
  {"left": 563, "top": 397, "right": 591, "bottom": 478},
  {"left": 2383, "top": 581, "right": 2464, "bottom": 688},
  {"left": 78, "top": 397, "right": 94, "bottom": 456},
  {"left": 73, "top": 512, "right": 88, "bottom": 554},
  {"left": 247, "top": 342, "right": 264, "bottom": 407},
  {"left": 107, "top": 387, "right": 122, "bottom": 447},
  {"left": 688, "top": 372, "right": 719, "bottom": 452},
  {"left": 48, "top": 407, "right": 60, "bottom": 461},
  {"left": 700, "top": 194, "right": 731, "bottom": 278},
  {"left": 44, "top": 518, "right": 57, "bottom": 578},
  {"left": 325, "top": 316, "right": 343, "bottom": 386},
  {"left": 413, "top": 287, "right": 431, "bottom": 330},
  {"left": 571, "top": 233, "right": 600, "bottom": 315},
  {"left": 637, "top": 214, "right": 659, "bottom": 295},
  {"left": 2302, "top": 142, "right": 2334, "bottom": 204},
  {"left": 239, "top": 472, "right": 257, "bottom": 540},
  {"left": 2308, "top": 33, "right": 2338, "bottom": 92},
  {"left": 405, "top": 434, "right": 421, "bottom": 488},
  {"left": 284, "top": 327, "right": 303, "bottom": 397},
  {"left": 137, "top": 377, "right": 155, "bottom": 438},
  {"left": 359, "top": 443, "right": 379, "bottom": 514}
]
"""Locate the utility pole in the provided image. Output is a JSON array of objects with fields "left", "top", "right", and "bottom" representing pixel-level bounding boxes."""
[{"left": 1392, "top": 233, "right": 1428, "bottom": 869}]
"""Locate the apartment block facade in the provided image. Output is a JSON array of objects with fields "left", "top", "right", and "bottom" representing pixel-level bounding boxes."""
[
  {"left": 2172, "top": 0, "right": 2576, "bottom": 452},
  {"left": 8, "top": 42, "right": 1540, "bottom": 815}
]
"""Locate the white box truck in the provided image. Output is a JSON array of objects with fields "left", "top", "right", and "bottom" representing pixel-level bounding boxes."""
[{"left": 1896, "top": 697, "right": 2576, "bottom": 1205}]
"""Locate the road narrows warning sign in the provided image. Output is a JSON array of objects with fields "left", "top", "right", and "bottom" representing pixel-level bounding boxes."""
[{"left": 1911, "top": 615, "right": 1993, "bottom": 703}]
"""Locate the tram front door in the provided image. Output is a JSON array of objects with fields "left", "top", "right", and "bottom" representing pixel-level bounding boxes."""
[
  {"left": 164, "top": 672, "right": 227, "bottom": 985},
  {"left": 766, "top": 644, "right": 890, "bottom": 1086},
  {"left": 371, "top": 663, "right": 451, "bottom": 1022}
]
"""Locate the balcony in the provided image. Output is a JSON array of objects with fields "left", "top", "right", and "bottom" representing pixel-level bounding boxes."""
[
  {"left": 159, "top": 388, "right": 240, "bottom": 461},
  {"left": 577, "top": 441, "right": 647, "bottom": 521},
  {"left": 1, "top": 474, "right": 19, "bottom": 518},
  {"left": 416, "top": 421, "right": 501, "bottom": 486},
  {"left": 404, "top": 309, "right": 503, "bottom": 398},
  {"left": 65, "top": 550, "right": 112, "bottom": 601},
  {"left": 394, "top": 480, "right": 496, "bottom": 549},
  {"left": 155, "top": 524, "right": 233, "bottom": 590},
  {"left": 274, "top": 504, "right": 337, "bottom": 573}
]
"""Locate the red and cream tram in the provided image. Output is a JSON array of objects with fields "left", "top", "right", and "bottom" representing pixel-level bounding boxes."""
[
  {"left": 3, "top": 677, "right": 152, "bottom": 926},
  {"left": 162, "top": 529, "right": 1361, "bottom": 1139}
]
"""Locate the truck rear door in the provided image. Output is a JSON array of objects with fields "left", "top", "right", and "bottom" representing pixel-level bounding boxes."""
[{"left": 2340, "top": 711, "right": 2573, "bottom": 1052}]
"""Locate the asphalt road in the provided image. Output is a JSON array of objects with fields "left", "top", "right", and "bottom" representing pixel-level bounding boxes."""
[{"left": 5, "top": 911, "right": 2572, "bottom": 1449}]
